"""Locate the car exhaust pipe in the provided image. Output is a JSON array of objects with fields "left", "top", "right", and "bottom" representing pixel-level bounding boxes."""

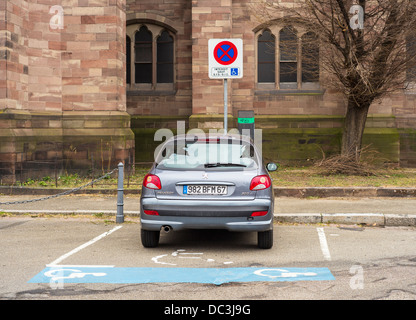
[{"left": 161, "top": 225, "right": 172, "bottom": 233}]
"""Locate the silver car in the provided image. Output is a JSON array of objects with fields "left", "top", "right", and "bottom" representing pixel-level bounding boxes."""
[{"left": 140, "top": 133, "right": 277, "bottom": 249}]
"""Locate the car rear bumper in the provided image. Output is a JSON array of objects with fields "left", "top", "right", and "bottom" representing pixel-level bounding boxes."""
[{"left": 140, "top": 197, "right": 273, "bottom": 232}]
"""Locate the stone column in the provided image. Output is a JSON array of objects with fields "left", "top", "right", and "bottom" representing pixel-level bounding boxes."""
[{"left": 190, "top": 0, "right": 233, "bottom": 129}]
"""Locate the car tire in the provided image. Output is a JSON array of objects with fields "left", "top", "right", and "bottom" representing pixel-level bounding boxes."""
[
  {"left": 258, "top": 230, "right": 273, "bottom": 249},
  {"left": 141, "top": 229, "right": 160, "bottom": 248}
]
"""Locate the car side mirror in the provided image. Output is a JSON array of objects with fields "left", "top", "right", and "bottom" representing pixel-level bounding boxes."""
[{"left": 266, "top": 163, "right": 278, "bottom": 172}]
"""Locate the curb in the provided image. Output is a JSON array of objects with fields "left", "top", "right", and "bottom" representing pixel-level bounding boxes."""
[
  {"left": 274, "top": 213, "right": 416, "bottom": 227},
  {"left": 2, "top": 186, "right": 416, "bottom": 198},
  {"left": 1, "top": 209, "right": 415, "bottom": 227}
]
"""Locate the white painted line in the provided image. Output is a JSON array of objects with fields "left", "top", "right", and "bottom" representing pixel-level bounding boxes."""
[
  {"left": 152, "top": 254, "right": 176, "bottom": 266},
  {"left": 48, "top": 225, "right": 123, "bottom": 266},
  {"left": 179, "top": 252, "right": 203, "bottom": 255},
  {"left": 317, "top": 227, "right": 332, "bottom": 261},
  {"left": 46, "top": 264, "right": 114, "bottom": 268},
  {"left": 178, "top": 252, "right": 204, "bottom": 259}
]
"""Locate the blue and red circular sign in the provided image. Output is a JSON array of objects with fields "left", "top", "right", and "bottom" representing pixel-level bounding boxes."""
[{"left": 213, "top": 41, "right": 238, "bottom": 65}]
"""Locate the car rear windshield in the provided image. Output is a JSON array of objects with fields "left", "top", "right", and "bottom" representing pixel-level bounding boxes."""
[{"left": 155, "top": 137, "right": 259, "bottom": 170}]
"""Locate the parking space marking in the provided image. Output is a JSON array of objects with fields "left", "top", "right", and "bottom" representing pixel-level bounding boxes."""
[
  {"left": 29, "top": 266, "right": 335, "bottom": 285},
  {"left": 48, "top": 225, "right": 123, "bottom": 266},
  {"left": 317, "top": 227, "right": 332, "bottom": 261},
  {"left": 152, "top": 254, "right": 177, "bottom": 266},
  {"left": 28, "top": 225, "right": 337, "bottom": 285}
]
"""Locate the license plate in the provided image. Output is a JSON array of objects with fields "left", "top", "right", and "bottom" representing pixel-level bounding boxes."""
[{"left": 183, "top": 185, "right": 227, "bottom": 195}]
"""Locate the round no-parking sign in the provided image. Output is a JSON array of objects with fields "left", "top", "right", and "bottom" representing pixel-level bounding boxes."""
[
  {"left": 208, "top": 38, "right": 243, "bottom": 79},
  {"left": 214, "top": 41, "right": 238, "bottom": 65}
]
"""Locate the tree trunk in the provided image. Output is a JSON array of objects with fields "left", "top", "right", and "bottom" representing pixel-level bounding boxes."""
[{"left": 341, "top": 100, "right": 370, "bottom": 160}]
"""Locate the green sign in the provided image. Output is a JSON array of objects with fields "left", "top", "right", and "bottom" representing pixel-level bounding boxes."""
[{"left": 238, "top": 118, "right": 254, "bottom": 124}]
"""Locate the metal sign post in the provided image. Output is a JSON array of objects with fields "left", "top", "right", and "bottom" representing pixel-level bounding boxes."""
[
  {"left": 116, "top": 162, "right": 124, "bottom": 224},
  {"left": 224, "top": 78, "right": 228, "bottom": 132}
]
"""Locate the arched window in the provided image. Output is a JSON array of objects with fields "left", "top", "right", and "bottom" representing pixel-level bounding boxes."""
[
  {"left": 157, "top": 31, "right": 174, "bottom": 83},
  {"left": 257, "top": 30, "right": 275, "bottom": 83},
  {"left": 256, "top": 25, "right": 320, "bottom": 90},
  {"left": 301, "top": 32, "right": 319, "bottom": 83},
  {"left": 407, "top": 35, "right": 416, "bottom": 82},
  {"left": 279, "top": 26, "right": 298, "bottom": 84},
  {"left": 135, "top": 26, "right": 153, "bottom": 84},
  {"left": 126, "top": 23, "right": 175, "bottom": 92},
  {"left": 126, "top": 36, "right": 131, "bottom": 84}
]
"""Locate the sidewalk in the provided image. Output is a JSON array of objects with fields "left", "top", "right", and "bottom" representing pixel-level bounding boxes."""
[{"left": 0, "top": 193, "right": 415, "bottom": 227}]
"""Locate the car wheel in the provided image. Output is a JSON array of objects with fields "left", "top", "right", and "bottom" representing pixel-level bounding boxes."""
[
  {"left": 141, "top": 229, "right": 160, "bottom": 248},
  {"left": 258, "top": 230, "right": 273, "bottom": 249}
]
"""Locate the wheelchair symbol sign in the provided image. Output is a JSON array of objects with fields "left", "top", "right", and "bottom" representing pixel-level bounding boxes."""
[{"left": 231, "top": 68, "right": 239, "bottom": 76}]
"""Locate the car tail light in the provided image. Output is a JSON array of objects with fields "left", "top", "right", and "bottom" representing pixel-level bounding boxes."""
[
  {"left": 251, "top": 211, "right": 268, "bottom": 217},
  {"left": 143, "top": 210, "right": 159, "bottom": 216},
  {"left": 143, "top": 174, "right": 162, "bottom": 190},
  {"left": 199, "top": 138, "right": 221, "bottom": 142},
  {"left": 250, "top": 175, "right": 271, "bottom": 191}
]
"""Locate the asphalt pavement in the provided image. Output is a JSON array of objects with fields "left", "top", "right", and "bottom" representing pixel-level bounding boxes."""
[{"left": 0, "top": 193, "right": 415, "bottom": 227}]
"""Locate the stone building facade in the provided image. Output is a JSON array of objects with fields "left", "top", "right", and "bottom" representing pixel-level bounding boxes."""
[
  {"left": 1, "top": 0, "right": 133, "bottom": 182},
  {"left": 1, "top": 0, "right": 416, "bottom": 182},
  {"left": 126, "top": 0, "right": 416, "bottom": 167}
]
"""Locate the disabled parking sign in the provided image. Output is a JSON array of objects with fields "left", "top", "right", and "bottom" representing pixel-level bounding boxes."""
[{"left": 209, "top": 39, "right": 243, "bottom": 79}]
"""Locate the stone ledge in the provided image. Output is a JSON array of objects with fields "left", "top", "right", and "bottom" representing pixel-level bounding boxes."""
[
  {"left": 275, "top": 213, "right": 416, "bottom": 227},
  {"left": 322, "top": 213, "right": 385, "bottom": 226}
]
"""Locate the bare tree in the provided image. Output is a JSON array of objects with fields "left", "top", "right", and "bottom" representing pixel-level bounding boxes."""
[{"left": 256, "top": 0, "right": 416, "bottom": 161}]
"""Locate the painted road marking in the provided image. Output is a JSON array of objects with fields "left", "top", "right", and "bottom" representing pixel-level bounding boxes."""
[
  {"left": 29, "top": 266, "right": 335, "bottom": 285},
  {"left": 44, "top": 268, "right": 107, "bottom": 282},
  {"left": 317, "top": 227, "right": 332, "bottom": 261},
  {"left": 152, "top": 249, "right": 233, "bottom": 266},
  {"left": 152, "top": 254, "right": 176, "bottom": 266},
  {"left": 48, "top": 225, "right": 123, "bottom": 266},
  {"left": 254, "top": 269, "right": 318, "bottom": 279}
]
